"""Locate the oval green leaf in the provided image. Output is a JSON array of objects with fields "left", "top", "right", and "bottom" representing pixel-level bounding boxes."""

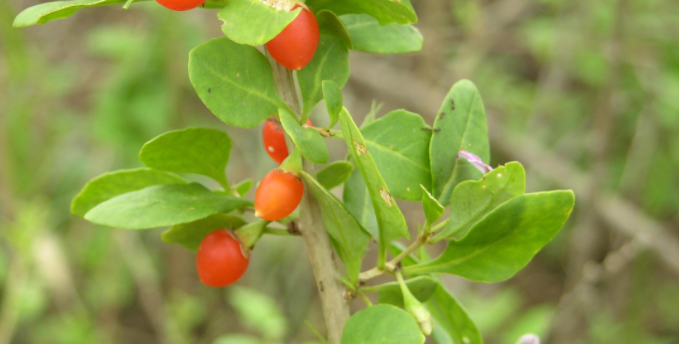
[
  {"left": 298, "top": 34, "right": 350, "bottom": 118},
  {"left": 426, "top": 285, "right": 482, "bottom": 344},
  {"left": 361, "top": 109, "right": 432, "bottom": 200},
  {"left": 433, "top": 162, "right": 526, "bottom": 241},
  {"left": 342, "top": 160, "right": 379, "bottom": 238},
  {"left": 316, "top": 161, "right": 354, "bottom": 190},
  {"left": 84, "top": 183, "right": 252, "bottom": 230},
  {"left": 218, "top": 0, "right": 301, "bottom": 46},
  {"left": 322, "top": 80, "right": 343, "bottom": 128},
  {"left": 301, "top": 172, "right": 371, "bottom": 284},
  {"left": 421, "top": 185, "right": 444, "bottom": 226},
  {"left": 12, "top": 0, "right": 224, "bottom": 27},
  {"left": 189, "top": 37, "right": 286, "bottom": 128},
  {"left": 71, "top": 168, "right": 187, "bottom": 217},
  {"left": 279, "top": 108, "right": 329, "bottom": 164},
  {"left": 341, "top": 304, "right": 425, "bottom": 344},
  {"left": 430, "top": 80, "right": 490, "bottom": 205},
  {"left": 139, "top": 128, "right": 232, "bottom": 189},
  {"left": 317, "top": 10, "right": 353, "bottom": 49},
  {"left": 161, "top": 214, "right": 247, "bottom": 252},
  {"left": 404, "top": 191, "right": 575, "bottom": 282},
  {"left": 307, "top": 0, "right": 418, "bottom": 25},
  {"left": 339, "top": 109, "right": 409, "bottom": 245},
  {"left": 341, "top": 14, "right": 423, "bottom": 54}
]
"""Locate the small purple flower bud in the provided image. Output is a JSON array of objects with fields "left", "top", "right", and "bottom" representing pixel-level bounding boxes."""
[
  {"left": 457, "top": 151, "right": 493, "bottom": 174},
  {"left": 515, "top": 334, "right": 540, "bottom": 344}
]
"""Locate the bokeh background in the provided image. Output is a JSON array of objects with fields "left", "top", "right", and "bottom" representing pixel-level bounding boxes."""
[{"left": 1, "top": 0, "right": 679, "bottom": 343}]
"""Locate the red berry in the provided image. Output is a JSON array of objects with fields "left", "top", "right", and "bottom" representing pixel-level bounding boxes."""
[
  {"left": 262, "top": 117, "right": 313, "bottom": 164},
  {"left": 265, "top": 6, "right": 320, "bottom": 70},
  {"left": 254, "top": 169, "right": 304, "bottom": 221},
  {"left": 196, "top": 230, "right": 249, "bottom": 287},
  {"left": 155, "top": 0, "right": 204, "bottom": 11}
]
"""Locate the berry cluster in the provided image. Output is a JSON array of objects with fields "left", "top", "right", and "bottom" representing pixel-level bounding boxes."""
[{"left": 184, "top": 2, "right": 318, "bottom": 288}]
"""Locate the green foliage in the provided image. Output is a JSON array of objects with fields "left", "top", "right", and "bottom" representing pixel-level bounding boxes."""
[
  {"left": 433, "top": 162, "right": 526, "bottom": 241},
  {"left": 316, "top": 10, "right": 353, "bottom": 49},
  {"left": 298, "top": 35, "right": 350, "bottom": 118},
  {"left": 342, "top": 160, "right": 379, "bottom": 237},
  {"left": 302, "top": 172, "right": 371, "bottom": 284},
  {"left": 339, "top": 109, "right": 409, "bottom": 265},
  {"left": 13, "top": 0, "right": 133, "bottom": 27},
  {"left": 341, "top": 14, "right": 423, "bottom": 54},
  {"left": 219, "top": 0, "right": 301, "bottom": 46},
  {"left": 426, "top": 285, "right": 482, "bottom": 344},
  {"left": 316, "top": 161, "right": 354, "bottom": 190},
  {"left": 12, "top": 0, "right": 225, "bottom": 27},
  {"left": 362, "top": 276, "right": 438, "bottom": 308},
  {"left": 420, "top": 185, "right": 444, "bottom": 226},
  {"left": 234, "top": 179, "right": 254, "bottom": 196},
  {"left": 71, "top": 168, "right": 186, "bottom": 217},
  {"left": 341, "top": 304, "right": 425, "bottom": 344},
  {"left": 306, "top": 0, "right": 418, "bottom": 25},
  {"left": 161, "top": 214, "right": 247, "bottom": 252},
  {"left": 139, "top": 128, "right": 233, "bottom": 190},
  {"left": 360, "top": 109, "right": 432, "bottom": 200},
  {"left": 405, "top": 191, "right": 575, "bottom": 282},
  {"left": 322, "top": 80, "right": 343, "bottom": 128},
  {"left": 189, "top": 38, "right": 286, "bottom": 128},
  {"left": 279, "top": 108, "right": 329, "bottom": 164},
  {"left": 430, "top": 80, "right": 490, "bottom": 205},
  {"left": 84, "top": 183, "right": 251, "bottom": 230}
]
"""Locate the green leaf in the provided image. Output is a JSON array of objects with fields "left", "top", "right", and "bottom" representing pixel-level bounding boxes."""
[
  {"left": 189, "top": 37, "right": 286, "bottom": 128},
  {"left": 161, "top": 214, "right": 247, "bottom": 252},
  {"left": 84, "top": 183, "right": 252, "bottom": 230},
  {"left": 307, "top": 0, "right": 417, "bottom": 25},
  {"left": 361, "top": 109, "right": 432, "bottom": 201},
  {"left": 139, "top": 128, "right": 232, "bottom": 189},
  {"left": 426, "top": 285, "right": 482, "bottom": 344},
  {"left": 317, "top": 10, "right": 353, "bottom": 49},
  {"left": 322, "top": 80, "right": 343, "bottom": 128},
  {"left": 342, "top": 160, "right": 378, "bottom": 238},
  {"left": 13, "top": 0, "right": 127, "bottom": 27},
  {"left": 71, "top": 168, "right": 186, "bottom": 217},
  {"left": 219, "top": 0, "right": 301, "bottom": 46},
  {"left": 404, "top": 191, "right": 575, "bottom": 282},
  {"left": 279, "top": 108, "right": 329, "bottom": 164},
  {"left": 341, "top": 304, "right": 425, "bottom": 344},
  {"left": 302, "top": 172, "right": 371, "bottom": 284},
  {"left": 421, "top": 185, "right": 444, "bottom": 226},
  {"left": 434, "top": 162, "right": 526, "bottom": 241},
  {"left": 316, "top": 161, "right": 354, "bottom": 190},
  {"left": 12, "top": 0, "right": 224, "bottom": 28},
  {"left": 339, "top": 109, "right": 409, "bottom": 246},
  {"left": 362, "top": 276, "right": 438, "bottom": 307},
  {"left": 341, "top": 14, "right": 423, "bottom": 54},
  {"left": 234, "top": 179, "right": 254, "bottom": 197},
  {"left": 298, "top": 34, "right": 350, "bottom": 118},
  {"left": 430, "top": 80, "right": 490, "bottom": 205}
]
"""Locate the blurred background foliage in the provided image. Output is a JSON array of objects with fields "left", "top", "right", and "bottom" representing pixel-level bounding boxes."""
[{"left": 1, "top": 0, "right": 678, "bottom": 343}]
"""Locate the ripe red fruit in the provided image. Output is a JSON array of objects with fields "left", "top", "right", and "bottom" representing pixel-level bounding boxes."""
[
  {"left": 155, "top": 0, "right": 204, "bottom": 11},
  {"left": 265, "top": 6, "right": 320, "bottom": 70},
  {"left": 196, "top": 230, "right": 249, "bottom": 287},
  {"left": 262, "top": 117, "right": 313, "bottom": 164},
  {"left": 254, "top": 169, "right": 304, "bottom": 221}
]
